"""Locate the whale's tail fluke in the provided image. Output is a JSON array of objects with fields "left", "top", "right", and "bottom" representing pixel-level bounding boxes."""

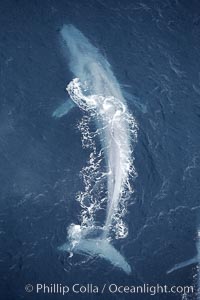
[
  {"left": 167, "top": 256, "right": 197, "bottom": 274},
  {"left": 59, "top": 238, "right": 131, "bottom": 275}
]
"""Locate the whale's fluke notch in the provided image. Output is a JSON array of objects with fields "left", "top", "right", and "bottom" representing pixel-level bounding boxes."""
[
  {"left": 167, "top": 256, "right": 197, "bottom": 274},
  {"left": 59, "top": 238, "right": 131, "bottom": 275}
]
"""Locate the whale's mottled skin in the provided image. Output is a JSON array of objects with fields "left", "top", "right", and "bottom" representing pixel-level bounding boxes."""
[{"left": 56, "top": 24, "right": 137, "bottom": 274}]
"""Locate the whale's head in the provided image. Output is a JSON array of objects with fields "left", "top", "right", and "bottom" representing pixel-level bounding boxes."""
[
  {"left": 60, "top": 24, "right": 123, "bottom": 98},
  {"left": 60, "top": 25, "right": 101, "bottom": 80},
  {"left": 60, "top": 25, "right": 98, "bottom": 58}
]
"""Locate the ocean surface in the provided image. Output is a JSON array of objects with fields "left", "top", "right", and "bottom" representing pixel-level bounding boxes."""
[{"left": 0, "top": 0, "right": 200, "bottom": 299}]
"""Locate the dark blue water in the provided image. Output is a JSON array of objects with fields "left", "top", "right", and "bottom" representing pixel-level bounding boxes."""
[{"left": 1, "top": 0, "right": 200, "bottom": 299}]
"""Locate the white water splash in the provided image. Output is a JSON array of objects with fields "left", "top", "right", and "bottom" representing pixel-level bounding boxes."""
[{"left": 67, "top": 78, "right": 137, "bottom": 239}]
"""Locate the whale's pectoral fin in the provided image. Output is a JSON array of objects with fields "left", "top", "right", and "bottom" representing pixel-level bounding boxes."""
[
  {"left": 59, "top": 238, "right": 131, "bottom": 275},
  {"left": 121, "top": 90, "right": 147, "bottom": 114},
  {"left": 52, "top": 98, "right": 76, "bottom": 119},
  {"left": 167, "top": 256, "right": 198, "bottom": 274}
]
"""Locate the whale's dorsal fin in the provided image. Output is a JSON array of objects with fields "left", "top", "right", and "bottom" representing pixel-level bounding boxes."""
[
  {"left": 52, "top": 98, "right": 76, "bottom": 119},
  {"left": 167, "top": 256, "right": 198, "bottom": 274}
]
